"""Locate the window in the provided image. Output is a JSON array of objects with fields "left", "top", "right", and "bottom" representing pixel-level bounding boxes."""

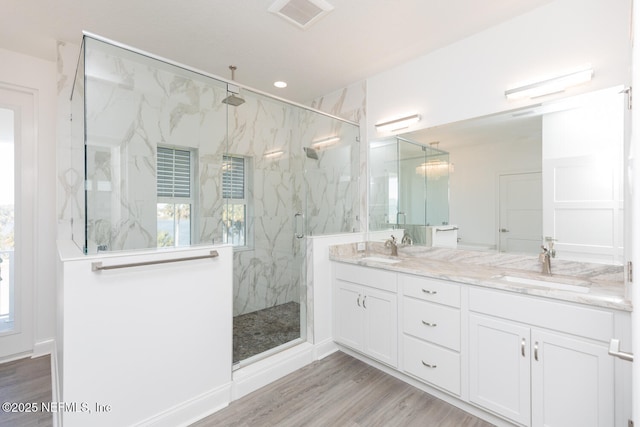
[
  {"left": 157, "top": 146, "right": 194, "bottom": 247},
  {"left": 222, "top": 154, "right": 249, "bottom": 247}
]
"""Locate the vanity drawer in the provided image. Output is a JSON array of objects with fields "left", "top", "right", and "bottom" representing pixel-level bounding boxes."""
[
  {"left": 469, "top": 287, "right": 614, "bottom": 342},
  {"left": 403, "top": 335, "right": 461, "bottom": 396},
  {"left": 401, "top": 274, "right": 461, "bottom": 308},
  {"left": 403, "top": 297, "right": 460, "bottom": 351},
  {"left": 334, "top": 262, "right": 397, "bottom": 292}
]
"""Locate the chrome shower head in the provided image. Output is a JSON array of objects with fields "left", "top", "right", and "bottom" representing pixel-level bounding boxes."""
[
  {"left": 304, "top": 147, "right": 319, "bottom": 160},
  {"left": 222, "top": 65, "right": 245, "bottom": 107},
  {"left": 222, "top": 94, "right": 245, "bottom": 106}
]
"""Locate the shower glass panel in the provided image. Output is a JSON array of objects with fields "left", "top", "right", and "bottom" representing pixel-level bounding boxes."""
[
  {"left": 399, "top": 138, "right": 450, "bottom": 227},
  {"left": 69, "top": 41, "right": 86, "bottom": 251},
  {"left": 301, "top": 111, "right": 360, "bottom": 236},
  {"left": 77, "top": 37, "right": 228, "bottom": 254}
]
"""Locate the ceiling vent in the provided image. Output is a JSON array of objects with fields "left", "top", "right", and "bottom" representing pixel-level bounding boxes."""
[{"left": 269, "top": 0, "right": 334, "bottom": 30}]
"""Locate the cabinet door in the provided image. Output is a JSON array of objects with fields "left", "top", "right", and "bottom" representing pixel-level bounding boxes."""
[
  {"left": 363, "top": 288, "right": 398, "bottom": 367},
  {"left": 531, "top": 330, "right": 614, "bottom": 427},
  {"left": 469, "top": 313, "right": 531, "bottom": 426},
  {"left": 334, "top": 280, "right": 364, "bottom": 351}
]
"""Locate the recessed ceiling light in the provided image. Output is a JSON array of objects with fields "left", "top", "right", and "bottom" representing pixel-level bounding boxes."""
[{"left": 274, "top": 81, "right": 288, "bottom": 88}]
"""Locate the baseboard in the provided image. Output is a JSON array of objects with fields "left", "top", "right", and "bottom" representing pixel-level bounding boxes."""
[
  {"left": 49, "top": 346, "right": 62, "bottom": 427},
  {"left": 133, "top": 382, "right": 233, "bottom": 427},
  {"left": 232, "top": 342, "right": 315, "bottom": 400},
  {"left": 33, "top": 338, "right": 55, "bottom": 357},
  {"left": 313, "top": 337, "right": 339, "bottom": 360}
]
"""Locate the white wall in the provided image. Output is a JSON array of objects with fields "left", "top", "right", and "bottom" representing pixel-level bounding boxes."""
[
  {"left": 450, "top": 136, "right": 541, "bottom": 247},
  {"left": 630, "top": 0, "right": 639, "bottom": 421},
  {"left": 0, "top": 48, "right": 57, "bottom": 354},
  {"left": 367, "top": 0, "right": 631, "bottom": 139}
]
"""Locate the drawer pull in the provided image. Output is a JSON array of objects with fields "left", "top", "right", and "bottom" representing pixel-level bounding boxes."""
[
  {"left": 422, "top": 289, "right": 437, "bottom": 295},
  {"left": 363, "top": 295, "right": 367, "bottom": 309},
  {"left": 534, "top": 341, "right": 539, "bottom": 361},
  {"left": 421, "top": 361, "right": 437, "bottom": 368},
  {"left": 521, "top": 338, "right": 526, "bottom": 357},
  {"left": 422, "top": 320, "right": 437, "bottom": 327},
  {"left": 608, "top": 339, "right": 634, "bottom": 362},
  {"left": 357, "top": 294, "right": 361, "bottom": 307}
]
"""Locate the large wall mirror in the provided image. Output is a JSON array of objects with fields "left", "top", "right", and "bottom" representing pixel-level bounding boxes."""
[{"left": 369, "top": 86, "right": 627, "bottom": 265}]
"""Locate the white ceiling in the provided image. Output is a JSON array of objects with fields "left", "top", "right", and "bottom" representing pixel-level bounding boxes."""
[{"left": 3, "top": 0, "right": 552, "bottom": 103}]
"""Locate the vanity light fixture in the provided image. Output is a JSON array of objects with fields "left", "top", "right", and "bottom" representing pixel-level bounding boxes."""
[
  {"left": 415, "top": 160, "right": 451, "bottom": 180},
  {"left": 416, "top": 141, "right": 453, "bottom": 179},
  {"left": 311, "top": 136, "right": 340, "bottom": 149},
  {"left": 505, "top": 65, "right": 594, "bottom": 100},
  {"left": 375, "top": 114, "right": 421, "bottom": 132}
]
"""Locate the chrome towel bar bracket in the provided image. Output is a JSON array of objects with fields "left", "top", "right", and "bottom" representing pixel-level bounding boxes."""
[{"left": 91, "top": 250, "right": 219, "bottom": 272}]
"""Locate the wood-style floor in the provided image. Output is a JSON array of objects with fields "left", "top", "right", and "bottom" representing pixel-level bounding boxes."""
[
  {"left": 0, "top": 352, "right": 495, "bottom": 427},
  {"left": 0, "top": 355, "right": 53, "bottom": 427},
  {"left": 192, "top": 351, "right": 495, "bottom": 427}
]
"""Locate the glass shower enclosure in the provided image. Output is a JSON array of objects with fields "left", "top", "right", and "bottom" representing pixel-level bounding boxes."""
[
  {"left": 369, "top": 137, "right": 450, "bottom": 244},
  {"left": 70, "top": 35, "right": 360, "bottom": 365}
]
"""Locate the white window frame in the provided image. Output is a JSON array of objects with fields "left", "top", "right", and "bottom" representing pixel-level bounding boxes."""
[
  {"left": 222, "top": 154, "right": 252, "bottom": 249},
  {"left": 157, "top": 145, "right": 197, "bottom": 247}
]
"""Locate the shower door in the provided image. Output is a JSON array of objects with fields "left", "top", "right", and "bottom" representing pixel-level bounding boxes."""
[
  {"left": 226, "top": 89, "right": 308, "bottom": 364},
  {"left": 226, "top": 87, "right": 360, "bottom": 365}
]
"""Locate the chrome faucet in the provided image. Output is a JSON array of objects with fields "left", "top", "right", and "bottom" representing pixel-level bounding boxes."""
[
  {"left": 539, "top": 238, "right": 557, "bottom": 275},
  {"left": 401, "top": 230, "right": 413, "bottom": 246},
  {"left": 540, "top": 246, "right": 552, "bottom": 275},
  {"left": 385, "top": 235, "right": 398, "bottom": 256}
]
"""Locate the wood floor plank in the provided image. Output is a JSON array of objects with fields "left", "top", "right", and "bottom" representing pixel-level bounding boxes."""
[
  {"left": 0, "top": 351, "right": 495, "bottom": 426},
  {"left": 192, "top": 351, "right": 495, "bottom": 427},
  {"left": 0, "top": 355, "right": 53, "bottom": 427}
]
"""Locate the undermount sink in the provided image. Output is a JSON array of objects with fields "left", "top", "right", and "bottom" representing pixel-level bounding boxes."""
[
  {"left": 496, "top": 274, "right": 590, "bottom": 293},
  {"left": 360, "top": 256, "right": 402, "bottom": 264}
]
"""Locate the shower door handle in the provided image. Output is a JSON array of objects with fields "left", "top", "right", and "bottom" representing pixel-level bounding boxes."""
[{"left": 295, "top": 212, "right": 304, "bottom": 239}]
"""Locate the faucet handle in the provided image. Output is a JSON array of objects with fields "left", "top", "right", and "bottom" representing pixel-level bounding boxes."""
[{"left": 544, "top": 237, "right": 557, "bottom": 257}]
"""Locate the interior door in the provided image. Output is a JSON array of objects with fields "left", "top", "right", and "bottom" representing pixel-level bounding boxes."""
[
  {"left": 499, "top": 172, "right": 542, "bottom": 254},
  {"left": 0, "top": 85, "right": 36, "bottom": 359}
]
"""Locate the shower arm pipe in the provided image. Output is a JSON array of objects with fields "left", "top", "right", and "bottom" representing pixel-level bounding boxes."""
[
  {"left": 79, "top": 31, "right": 359, "bottom": 127},
  {"left": 91, "top": 250, "right": 219, "bottom": 272}
]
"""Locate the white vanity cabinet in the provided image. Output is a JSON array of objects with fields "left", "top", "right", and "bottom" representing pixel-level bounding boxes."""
[
  {"left": 400, "top": 274, "right": 462, "bottom": 396},
  {"left": 468, "top": 287, "right": 617, "bottom": 427},
  {"left": 333, "top": 263, "right": 398, "bottom": 367}
]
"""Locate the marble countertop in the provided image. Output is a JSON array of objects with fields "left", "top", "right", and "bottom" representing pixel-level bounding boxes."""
[{"left": 329, "top": 242, "right": 632, "bottom": 312}]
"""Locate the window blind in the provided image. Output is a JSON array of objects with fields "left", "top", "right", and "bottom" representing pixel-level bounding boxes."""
[
  {"left": 222, "top": 155, "right": 245, "bottom": 199},
  {"left": 157, "top": 146, "right": 191, "bottom": 198}
]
